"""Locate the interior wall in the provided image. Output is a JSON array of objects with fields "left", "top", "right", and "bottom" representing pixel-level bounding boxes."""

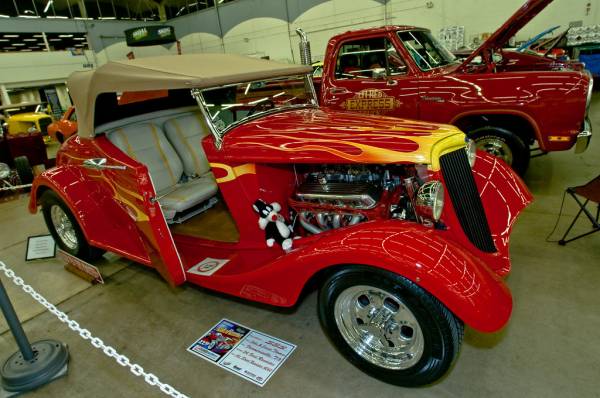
[
  {"left": 0, "top": 0, "right": 599, "bottom": 86},
  {"left": 171, "top": 0, "right": 600, "bottom": 62},
  {"left": 0, "top": 51, "right": 96, "bottom": 88},
  {"left": 440, "top": 0, "right": 600, "bottom": 47}
]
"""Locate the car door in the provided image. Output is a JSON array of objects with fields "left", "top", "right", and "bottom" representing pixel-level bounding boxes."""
[
  {"left": 91, "top": 137, "right": 187, "bottom": 286},
  {"left": 322, "top": 35, "right": 419, "bottom": 119}
]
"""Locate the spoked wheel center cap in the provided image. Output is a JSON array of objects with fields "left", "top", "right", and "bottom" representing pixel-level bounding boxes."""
[
  {"left": 49, "top": 205, "right": 78, "bottom": 251},
  {"left": 334, "top": 285, "right": 424, "bottom": 370}
]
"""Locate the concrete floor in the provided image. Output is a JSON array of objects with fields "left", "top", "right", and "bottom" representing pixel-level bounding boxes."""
[{"left": 0, "top": 95, "right": 599, "bottom": 398}]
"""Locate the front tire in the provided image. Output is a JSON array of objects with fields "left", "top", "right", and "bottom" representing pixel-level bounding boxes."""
[
  {"left": 468, "top": 126, "right": 530, "bottom": 175},
  {"left": 318, "top": 266, "right": 463, "bottom": 387},
  {"left": 40, "top": 190, "right": 104, "bottom": 261}
]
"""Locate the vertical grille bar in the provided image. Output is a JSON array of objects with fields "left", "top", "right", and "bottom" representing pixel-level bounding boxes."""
[
  {"left": 38, "top": 118, "right": 52, "bottom": 135},
  {"left": 440, "top": 150, "right": 496, "bottom": 253}
]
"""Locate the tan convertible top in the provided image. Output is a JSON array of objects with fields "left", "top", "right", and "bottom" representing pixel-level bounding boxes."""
[{"left": 68, "top": 53, "right": 312, "bottom": 138}]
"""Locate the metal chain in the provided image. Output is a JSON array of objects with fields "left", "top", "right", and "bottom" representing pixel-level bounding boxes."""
[
  {"left": 0, "top": 261, "right": 189, "bottom": 398},
  {"left": 0, "top": 183, "right": 32, "bottom": 192}
]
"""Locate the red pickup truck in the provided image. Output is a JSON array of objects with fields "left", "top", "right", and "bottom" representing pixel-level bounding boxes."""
[{"left": 311, "top": 0, "right": 593, "bottom": 174}]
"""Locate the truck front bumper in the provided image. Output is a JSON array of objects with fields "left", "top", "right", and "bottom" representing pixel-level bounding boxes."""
[{"left": 574, "top": 117, "right": 592, "bottom": 154}]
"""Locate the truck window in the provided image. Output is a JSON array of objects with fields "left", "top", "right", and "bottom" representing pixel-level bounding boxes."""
[
  {"left": 397, "top": 30, "right": 457, "bottom": 71},
  {"left": 335, "top": 37, "right": 407, "bottom": 80}
]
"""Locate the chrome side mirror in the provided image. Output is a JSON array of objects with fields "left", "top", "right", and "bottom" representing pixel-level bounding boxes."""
[
  {"left": 372, "top": 68, "right": 387, "bottom": 80},
  {"left": 83, "top": 158, "right": 126, "bottom": 170}
]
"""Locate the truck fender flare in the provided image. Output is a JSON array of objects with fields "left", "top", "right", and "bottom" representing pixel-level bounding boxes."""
[
  {"left": 450, "top": 109, "right": 542, "bottom": 148},
  {"left": 285, "top": 222, "right": 512, "bottom": 333},
  {"left": 29, "top": 166, "right": 150, "bottom": 264}
]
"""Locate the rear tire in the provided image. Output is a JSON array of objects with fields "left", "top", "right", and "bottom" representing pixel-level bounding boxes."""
[
  {"left": 468, "top": 126, "right": 530, "bottom": 175},
  {"left": 14, "top": 156, "right": 33, "bottom": 185},
  {"left": 318, "top": 266, "right": 463, "bottom": 387},
  {"left": 40, "top": 190, "right": 105, "bottom": 261}
]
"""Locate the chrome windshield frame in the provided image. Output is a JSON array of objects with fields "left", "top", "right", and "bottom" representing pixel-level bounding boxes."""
[
  {"left": 397, "top": 29, "right": 459, "bottom": 71},
  {"left": 190, "top": 74, "right": 319, "bottom": 150}
]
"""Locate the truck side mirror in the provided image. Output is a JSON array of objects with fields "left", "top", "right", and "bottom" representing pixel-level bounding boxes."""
[{"left": 372, "top": 68, "right": 387, "bottom": 80}]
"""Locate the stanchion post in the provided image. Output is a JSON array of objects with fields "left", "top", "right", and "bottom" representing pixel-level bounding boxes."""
[
  {"left": 0, "top": 279, "right": 35, "bottom": 361},
  {"left": 0, "top": 276, "right": 69, "bottom": 395}
]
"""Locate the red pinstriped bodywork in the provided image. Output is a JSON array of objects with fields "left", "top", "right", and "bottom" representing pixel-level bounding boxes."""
[
  {"left": 319, "top": 0, "right": 592, "bottom": 154},
  {"left": 29, "top": 107, "right": 531, "bottom": 333}
]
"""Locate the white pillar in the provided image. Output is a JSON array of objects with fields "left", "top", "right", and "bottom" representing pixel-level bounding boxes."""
[
  {"left": 55, "top": 84, "right": 71, "bottom": 110},
  {"left": 0, "top": 85, "right": 10, "bottom": 107},
  {"left": 77, "top": 0, "right": 87, "bottom": 18},
  {"left": 41, "top": 32, "right": 50, "bottom": 52}
]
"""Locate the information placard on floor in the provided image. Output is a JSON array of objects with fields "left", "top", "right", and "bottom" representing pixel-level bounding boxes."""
[
  {"left": 25, "top": 235, "right": 56, "bottom": 261},
  {"left": 187, "top": 318, "right": 296, "bottom": 387},
  {"left": 57, "top": 250, "right": 104, "bottom": 284}
]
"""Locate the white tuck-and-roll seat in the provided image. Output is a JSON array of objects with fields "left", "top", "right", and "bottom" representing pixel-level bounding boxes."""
[{"left": 106, "top": 113, "right": 217, "bottom": 222}]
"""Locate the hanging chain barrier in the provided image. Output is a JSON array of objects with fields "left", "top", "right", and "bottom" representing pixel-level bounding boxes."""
[
  {"left": 0, "top": 261, "right": 189, "bottom": 398},
  {"left": 0, "top": 183, "right": 32, "bottom": 192}
]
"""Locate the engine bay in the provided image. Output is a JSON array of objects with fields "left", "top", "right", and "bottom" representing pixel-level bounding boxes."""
[{"left": 290, "top": 164, "right": 435, "bottom": 234}]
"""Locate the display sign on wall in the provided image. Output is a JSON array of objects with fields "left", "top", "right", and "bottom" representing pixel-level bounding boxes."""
[
  {"left": 188, "top": 319, "right": 296, "bottom": 387},
  {"left": 124, "top": 26, "right": 176, "bottom": 47}
]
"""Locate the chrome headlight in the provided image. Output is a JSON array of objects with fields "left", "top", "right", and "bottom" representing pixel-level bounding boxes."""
[
  {"left": 0, "top": 163, "right": 10, "bottom": 180},
  {"left": 465, "top": 138, "right": 476, "bottom": 167},
  {"left": 415, "top": 180, "right": 444, "bottom": 222}
]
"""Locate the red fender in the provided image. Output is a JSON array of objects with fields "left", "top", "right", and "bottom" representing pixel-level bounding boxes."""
[
  {"left": 306, "top": 223, "right": 512, "bottom": 333},
  {"left": 29, "top": 166, "right": 151, "bottom": 264},
  {"left": 199, "top": 221, "right": 511, "bottom": 333}
]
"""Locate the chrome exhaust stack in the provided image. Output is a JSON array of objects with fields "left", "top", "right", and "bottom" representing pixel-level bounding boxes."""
[{"left": 296, "top": 28, "right": 312, "bottom": 65}]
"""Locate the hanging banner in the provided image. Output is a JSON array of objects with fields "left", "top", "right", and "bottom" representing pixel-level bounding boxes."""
[{"left": 124, "top": 26, "right": 176, "bottom": 47}]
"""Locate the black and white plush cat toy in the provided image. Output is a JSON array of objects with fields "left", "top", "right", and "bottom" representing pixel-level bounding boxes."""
[{"left": 252, "top": 199, "right": 294, "bottom": 251}]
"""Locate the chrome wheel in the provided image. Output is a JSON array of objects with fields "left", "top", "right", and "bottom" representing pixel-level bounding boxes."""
[
  {"left": 334, "top": 285, "right": 424, "bottom": 370},
  {"left": 50, "top": 205, "right": 78, "bottom": 251},
  {"left": 475, "top": 136, "right": 513, "bottom": 165}
]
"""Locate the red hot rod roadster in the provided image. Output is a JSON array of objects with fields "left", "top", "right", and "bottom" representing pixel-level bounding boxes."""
[{"left": 28, "top": 54, "right": 531, "bottom": 386}]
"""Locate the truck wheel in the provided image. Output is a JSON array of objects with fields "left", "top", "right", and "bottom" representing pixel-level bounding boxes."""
[
  {"left": 40, "top": 190, "right": 105, "bottom": 261},
  {"left": 468, "top": 126, "right": 529, "bottom": 175},
  {"left": 14, "top": 156, "right": 33, "bottom": 185},
  {"left": 318, "top": 266, "right": 463, "bottom": 387}
]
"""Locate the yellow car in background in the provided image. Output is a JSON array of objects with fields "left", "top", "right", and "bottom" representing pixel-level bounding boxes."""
[{"left": 0, "top": 102, "right": 54, "bottom": 145}]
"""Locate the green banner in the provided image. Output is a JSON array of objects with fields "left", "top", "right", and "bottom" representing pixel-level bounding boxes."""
[{"left": 124, "top": 25, "right": 176, "bottom": 47}]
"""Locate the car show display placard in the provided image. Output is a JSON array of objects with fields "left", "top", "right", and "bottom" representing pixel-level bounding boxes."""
[
  {"left": 187, "top": 319, "right": 296, "bottom": 387},
  {"left": 186, "top": 257, "right": 230, "bottom": 277},
  {"left": 25, "top": 235, "right": 56, "bottom": 261},
  {"left": 57, "top": 250, "right": 104, "bottom": 284}
]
